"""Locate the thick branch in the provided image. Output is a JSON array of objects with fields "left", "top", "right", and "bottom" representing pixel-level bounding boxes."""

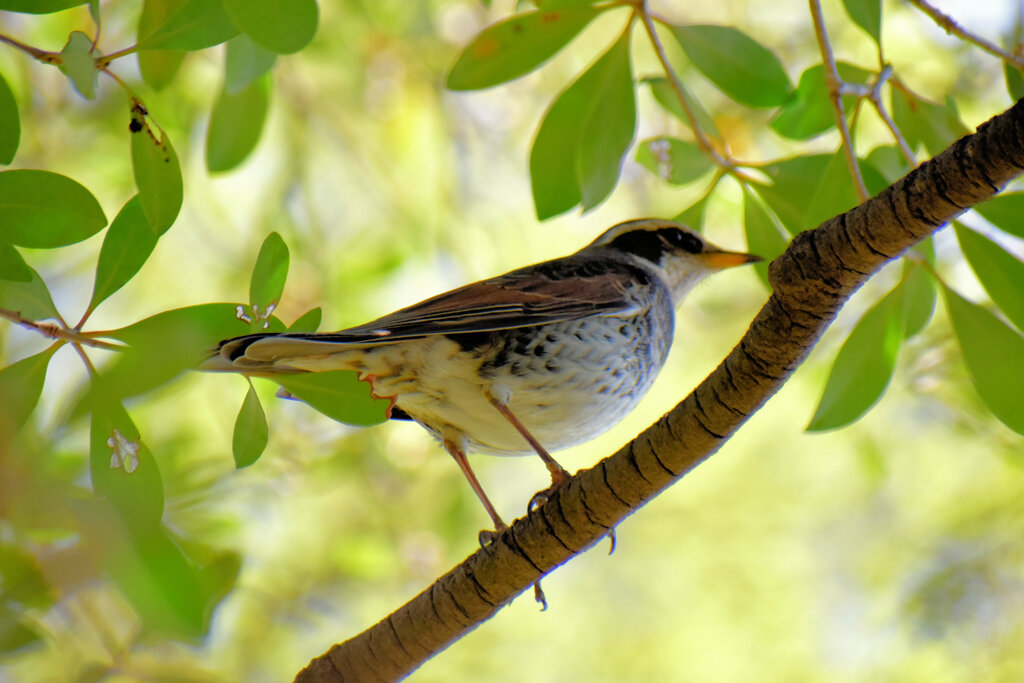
[{"left": 295, "top": 98, "right": 1024, "bottom": 683}]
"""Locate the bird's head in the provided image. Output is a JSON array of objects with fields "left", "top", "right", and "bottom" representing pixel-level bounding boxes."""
[{"left": 588, "top": 218, "right": 762, "bottom": 304}]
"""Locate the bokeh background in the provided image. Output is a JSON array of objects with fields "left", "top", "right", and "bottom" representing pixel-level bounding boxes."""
[{"left": 1, "top": 0, "right": 1023, "bottom": 680}]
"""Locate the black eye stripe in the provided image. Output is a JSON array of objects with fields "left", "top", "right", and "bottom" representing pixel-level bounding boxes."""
[
  {"left": 605, "top": 226, "right": 704, "bottom": 263},
  {"left": 660, "top": 227, "right": 703, "bottom": 254}
]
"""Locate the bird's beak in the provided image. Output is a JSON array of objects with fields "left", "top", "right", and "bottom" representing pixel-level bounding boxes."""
[{"left": 700, "top": 250, "right": 763, "bottom": 269}]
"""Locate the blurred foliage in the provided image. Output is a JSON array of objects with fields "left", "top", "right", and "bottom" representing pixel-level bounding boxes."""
[{"left": 0, "top": 0, "right": 1022, "bottom": 681}]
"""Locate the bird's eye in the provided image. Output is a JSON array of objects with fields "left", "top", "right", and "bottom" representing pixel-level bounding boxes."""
[{"left": 660, "top": 227, "right": 703, "bottom": 254}]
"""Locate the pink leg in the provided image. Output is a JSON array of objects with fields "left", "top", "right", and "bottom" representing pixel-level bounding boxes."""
[
  {"left": 443, "top": 436, "right": 507, "bottom": 533},
  {"left": 486, "top": 393, "right": 570, "bottom": 488}
]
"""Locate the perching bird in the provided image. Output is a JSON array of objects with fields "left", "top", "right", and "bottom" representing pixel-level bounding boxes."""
[{"left": 204, "top": 218, "right": 760, "bottom": 532}]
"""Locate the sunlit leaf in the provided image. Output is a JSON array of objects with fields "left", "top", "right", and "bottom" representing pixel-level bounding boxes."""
[
  {"left": 0, "top": 71, "right": 19, "bottom": 165},
  {"left": 233, "top": 383, "right": 268, "bottom": 468},
  {"left": 206, "top": 74, "right": 270, "bottom": 173},
  {"left": 225, "top": 33, "right": 276, "bottom": 94},
  {"left": 901, "top": 245, "right": 935, "bottom": 338},
  {"left": 0, "top": 243, "right": 31, "bottom": 282},
  {"left": 943, "top": 285, "right": 1024, "bottom": 435},
  {"left": 530, "top": 32, "right": 634, "bottom": 218},
  {"left": 635, "top": 137, "right": 712, "bottom": 186},
  {"left": 130, "top": 119, "right": 182, "bottom": 235},
  {"left": 137, "top": 0, "right": 239, "bottom": 51},
  {"left": 642, "top": 77, "right": 719, "bottom": 139},
  {"left": 58, "top": 31, "right": 96, "bottom": 99},
  {"left": 954, "top": 223, "right": 1024, "bottom": 333},
  {"left": 742, "top": 187, "right": 790, "bottom": 287},
  {"left": 892, "top": 91, "right": 969, "bottom": 156},
  {"left": 770, "top": 62, "right": 872, "bottom": 140},
  {"left": 974, "top": 192, "right": 1024, "bottom": 238},
  {"left": 138, "top": 0, "right": 187, "bottom": 90},
  {"left": 0, "top": 346, "right": 58, "bottom": 437},
  {"left": 249, "top": 232, "right": 289, "bottom": 315},
  {"left": 222, "top": 0, "right": 317, "bottom": 54},
  {"left": 89, "top": 401, "right": 163, "bottom": 530},
  {"left": 0, "top": 170, "right": 107, "bottom": 248},
  {"left": 1005, "top": 62, "right": 1024, "bottom": 102},
  {"left": 288, "top": 307, "right": 322, "bottom": 333},
  {"left": 673, "top": 194, "right": 711, "bottom": 233},
  {"left": 841, "top": 0, "right": 881, "bottom": 44},
  {"left": 447, "top": 5, "right": 605, "bottom": 90},
  {"left": 808, "top": 286, "right": 904, "bottom": 431},
  {"left": 272, "top": 371, "right": 391, "bottom": 427},
  {"left": 670, "top": 24, "right": 792, "bottom": 108},
  {"left": 0, "top": 0, "right": 86, "bottom": 12},
  {"left": 864, "top": 145, "right": 911, "bottom": 184},
  {"left": 89, "top": 196, "right": 157, "bottom": 311},
  {"left": 0, "top": 264, "right": 59, "bottom": 321}
]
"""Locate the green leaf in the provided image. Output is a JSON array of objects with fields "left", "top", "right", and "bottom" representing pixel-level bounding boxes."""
[
  {"left": 974, "top": 192, "right": 1024, "bottom": 239},
  {"left": 670, "top": 24, "right": 792, "bottom": 108},
  {"left": 864, "top": 145, "right": 911, "bottom": 184},
  {"left": 954, "top": 223, "right": 1024, "bottom": 333},
  {"left": 943, "top": 285, "right": 1024, "bottom": 435},
  {"left": 138, "top": 0, "right": 188, "bottom": 91},
  {"left": 892, "top": 91, "right": 969, "bottom": 156},
  {"left": 757, "top": 153, "right": 884, "bottom": 234},
  {"left": 770, "top": 62, "right": 872, "bottom": 140},
  {"left": 232, "top": 383, "right": 268, "bottom": 468},
  {"left": 137, "top": 0, "right": 239, "bottom": 51},
  {"left": 0, "top": 169, "right": 107, "bottom": 248},
  {"left": 89, "top": 196, "right": 157, "bottom": 311},
  {"left": 447, "top": 5, "right": 605, "bottom": 90},
  {"left": 0, "top": 71, "right": 19, "bottom": 165},
  {"left": 642, "top": 76, "right": 719, "bottom": 139},
  {"left": 742, "top": 187, "right": 790, "bottom": 287},
  {"left": 206, "top": 74, "right": 270, "bottom": 173},
  {"left": 0, "top": 264, "right": 59, "bottom": 321},
  {"left": 901, "top": 250, "right": 935, "bottom": 338},
  {"left": 530, "top": 32, "right": 635, "bottom": 218},
  {"left": 130, "top": 119, "right": 183, "bottom": 235},
  {"left": 673, "top": 191, "right": 715, "bottom": 233},
  {"left": 635, "top": 137, "right": 712, "bottom": 186},
  {"left": 1005, "top": 63, "right": 1024, "bottom": 102},
  {"left": 272, "top": 371, "right": 391, "bottom": 427},
  {"left": 57, "top": 31, "right": 97, "bottom": 99},
  {"left": 841, "top": 0, "right": 881, "bottom": 44},
  {"left": 89, "top": 402, "right": 164, "bottom": 530},
  {"left": 249, "top": 232, "right": 289, "bottom": 315},
  {"left": 0, "top": 243, "right": 31, "bottom": 282},
  {"left": 0, "top": 346, "right": 57, "bottom": 437},
  {"left": 808, "top": 287, "right": 905, "bottom": 431},
  {"left": 0, "top": 0, "right": 86, "bottom": 13},
  {"left": 288, "top": 306, "right": 321, "bottom": 332},
  {"left": 0, "top": 544, "right": 54, "bottom": 610},
  {"left": 222, "top": 0, "right": 317, "bottom": 54},
  {"left": 224, "top": 33, "right": 276, "bottom": 94}
]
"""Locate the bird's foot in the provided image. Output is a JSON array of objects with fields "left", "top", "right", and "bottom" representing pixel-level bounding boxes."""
[
  {"left": 528, "top": 465, "right": 572, "bottom": 512},
  {"left": 477, "top": 520, "right": 508, "bottom": 548}
]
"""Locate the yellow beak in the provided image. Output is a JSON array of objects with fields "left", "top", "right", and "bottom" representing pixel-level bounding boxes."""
[{"left": 700, "top": 250, "right": 763, "bottom": 269}]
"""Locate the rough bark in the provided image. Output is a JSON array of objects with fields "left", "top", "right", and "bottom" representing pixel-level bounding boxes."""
[{"left": 294, "top": 97, "right": 1024, "bottom": 683}]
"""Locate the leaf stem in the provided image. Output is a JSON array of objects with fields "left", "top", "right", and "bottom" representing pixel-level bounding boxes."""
[
  {"left": 808, "top": 0, "right": 869, "bottom": 202},
  {"left": 0, "top": 308, "right": 125, "bottom": 351},
  {"left": 0, "top": 32, "right": 61, "bottom": 65},
  {"left": 908, "top": 0, "right": 1024, "bottom": 71}
]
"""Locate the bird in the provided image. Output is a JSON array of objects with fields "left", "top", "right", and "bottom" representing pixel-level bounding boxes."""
[{"left": 203, "top": 218, "right": 761, "bottom": 533}]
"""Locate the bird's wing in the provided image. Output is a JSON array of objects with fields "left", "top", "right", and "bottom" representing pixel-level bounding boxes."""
[{"left": 215, "top": 256, "right": 650, "bottom": 364}]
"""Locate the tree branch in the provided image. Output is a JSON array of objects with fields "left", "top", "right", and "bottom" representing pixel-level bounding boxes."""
[{"left": 295, "top": 98, "right": 1024, "bottom": 683}]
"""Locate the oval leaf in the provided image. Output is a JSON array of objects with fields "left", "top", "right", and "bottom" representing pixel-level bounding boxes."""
[
  {"left": 0, "top": 0, "right": 86, "bottom": 12},
  {"left": 288, "top": 307, "right": 321, "bottom": 333},
  {"left": 222, "top": 0, "right": 317, "bottom": 54},
  {"left": 225, "top": 33, "right": 276, "bottom": 94},
  {"left": 974, "top": 192, "right": 1024, "bottom": 239},
  {"left": 137, "top": 0, "right": 187, "bottom": 90},
  {"left": 530, "top": 31, "right": 635, "bottom": 218},
  {"left": 130, "top": 119, "right": 183, "bottom": 235},
  {"left": 0, "top": 169, "right": 107, "bottom": 248},
  {"left": 137, "top": 0, "right": 239, "bottom": 51},
  {"left": 58, "top": 30, "right": 97, "bottom": 99},
  {"left": 943, "top": 285, "right": 1024, "bottom": 435},
  {"left": 89, "top": 196, "right": 157, "bottom": 311},
  {"left": 249, "top": 231, "right": 289, "bottom": 315},
  {"left": 0, "top": 71, "right": 19, "bottom": 164},
  {"left": 954, "top": 223, "right": 1024, "bottom": 334},
  {"left": 742, "top": 188, "right": 790, "bottom": 287},
  {"left": 0, "top": 263, "right": 59, "bottom": 321},
  {"left": 0, "top": 243, "right": 31, "bottom": 282},
  {"left": 770, "top": 62, "right": 872, "bottom": 140},
  {"left": 808, "top": 287, "right": 905, "bottom": 431},
  {"left": 841, "top": 0, "right": 881, "bottom": 43},
  {"left": 642, "top": 76, "right": 719, "bottom": 139},
  {"left": 447, "top": 5, "right": 605, "bottom": 90},
  {"left": 273, "top": 371, "right": 391, "bottom": 427},
  {"left": 233, "top": 383, "right": 268, "bottom": 468},
  {"left": 206, "top": 74, "right": 270, "bottom": 173},
  {"left": 671, "top": 24, "right": 792, "bottom": 108},
  {"left": 635, "top": 136, "right": 712, "bottom": 186},
  {"left": 892, "top": 91, "right": 969, "bottom": 157},
  {"left": 0, "top": 346, "right": 57, "bottom": 436}
]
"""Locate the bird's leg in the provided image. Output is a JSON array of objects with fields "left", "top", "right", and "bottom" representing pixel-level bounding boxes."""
[
  {"left": 442, "top": 435, "right": 507, "bottom": 543},
  {"left": 485, "top": 390, "right": 571, "bottom": 489}
]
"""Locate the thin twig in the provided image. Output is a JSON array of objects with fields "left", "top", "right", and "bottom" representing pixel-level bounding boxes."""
[
  {"left": 909, "top": 0, "right": 1024, "bottom": 71},
  {"left": 866, "top": 65, "right": 917, "bottom": 166},
  {"left": 809, "top": 0, "right": 869, "bottom": 202},
  {"left": 0, "top": 33, "right": 61, "bottom": 64},
  {"left": 0, "top": 308, "right": 125, "bottom": 351},
  {"left": 95, "top": 45, "right": 138, "bottom": 71}
]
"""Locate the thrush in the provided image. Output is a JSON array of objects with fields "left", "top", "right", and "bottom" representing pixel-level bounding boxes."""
[{"left": 204, "top": 218, "right": 760, "bottom": 532}]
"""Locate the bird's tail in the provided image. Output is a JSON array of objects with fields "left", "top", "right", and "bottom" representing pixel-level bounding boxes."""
[{"left": 200, "top": 332, "right": 366, "bottom": 374}]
